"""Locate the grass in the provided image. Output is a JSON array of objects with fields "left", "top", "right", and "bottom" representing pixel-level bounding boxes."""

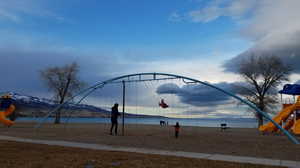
[{"left": 0, "top": 141, "right": 285, "bottom": 168}]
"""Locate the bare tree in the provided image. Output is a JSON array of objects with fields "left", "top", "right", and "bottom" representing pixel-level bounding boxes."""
[
  {"left": 40, "top": 62, "right": 85, "bottom": 124},
  {"left": 235, "top": 55, "right": 292, "bottom": 127}
]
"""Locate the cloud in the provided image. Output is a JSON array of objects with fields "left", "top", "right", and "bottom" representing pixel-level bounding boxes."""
[
  {"left": 168, "top": 12, "right": 183, "bottom": 22},
  {"left": 156, "top": 83, "right": 181, "bottom": 94},
  {"left": 0, "top": 9, "right": 19, "bottom": 22},
  {"left": 0, "top": 30, "right": 237, "bottom": 102},
  {"left": 156, "top": 82, "right": 239, "bottom": 107},
  {"left": 171, "top": 104, "right": 250, "bottom": 118},
  {"left": 175, "top": 0, "right": 257, "bottom": 23},
  {"left": 173, "top": 0, "right": 300, "bottom": 74},
  {"left": 0, "top": 0, "right": 65, "bottom": 23},
  {"left": 189, "top": 5, "right": 222, "bottom": 23},
  {"left": 220, "top": 0, "right": 300, "bottom": 73},
  {"left": 0, "top": 34, "right": 132, "bottom": 97},
  {"left": 295, "top": 80, "right": 300, "bottom": 85}
]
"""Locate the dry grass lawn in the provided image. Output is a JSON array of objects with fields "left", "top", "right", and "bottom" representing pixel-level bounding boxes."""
[
  {"left": 1, "top": 122, "right": 300, "bottom": 161},
  {"left": 0, "top": 141, "right": 285, "bottom": 168}
]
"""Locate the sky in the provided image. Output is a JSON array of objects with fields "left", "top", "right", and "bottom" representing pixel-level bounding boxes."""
[{"left": 1, "top": 0, "right": 300, "bottom": 118}]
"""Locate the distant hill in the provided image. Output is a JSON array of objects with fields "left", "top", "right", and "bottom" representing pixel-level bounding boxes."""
[{"left": 2, "top": 92, "right": 162, "bottom": 118}]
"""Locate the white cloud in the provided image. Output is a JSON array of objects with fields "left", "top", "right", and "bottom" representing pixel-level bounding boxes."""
[
  {"left": 0, "top": 9, "right": 19, "bottom": 22},
  {"left": 189, "top": 5, "right": 222, "bottom": 23},
  {"left": 222, "top": 0, "right": 300, "bottom": 73},
  {"left": 0, "top": 0, "right": 64, "bottom": 23},
  {"left": 169, "top": 12, "right": 183, "bottom": 22},
  {"left": 184, "top": 0, "right": 257, "bottom": 23},
  {"left": 180, "top": 0, "right": 300, "bottom": 74},
  {"left": 132, "top": 59, "right": 239, "bottom": 83}
]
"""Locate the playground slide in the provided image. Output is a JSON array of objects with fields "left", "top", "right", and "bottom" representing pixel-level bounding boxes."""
[
  {"left": 292, "top": 119, "right": 300, "bottom": 134},
  {"left": 0, "top": 104, "right": 15, "bottom": 126},
  {"left": 259, "top": 104, "right": 296, "bottom": 133}
]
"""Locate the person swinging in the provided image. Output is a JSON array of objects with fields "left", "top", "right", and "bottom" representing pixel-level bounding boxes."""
[{"left": 159, "top": 99, "right": 169, "bottom": 108}]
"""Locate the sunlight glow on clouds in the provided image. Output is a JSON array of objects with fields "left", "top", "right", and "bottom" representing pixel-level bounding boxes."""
[{"left": 132, "top": 59, "right": 239, "bottom": 83}]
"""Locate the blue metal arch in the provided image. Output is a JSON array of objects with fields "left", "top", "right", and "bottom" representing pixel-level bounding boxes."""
[{"left": 35, "top": 72, "right": 299, "bottom": 144}]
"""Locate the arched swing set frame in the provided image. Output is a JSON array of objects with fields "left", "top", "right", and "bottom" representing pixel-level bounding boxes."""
[{"left": 35, "top": 72, "right": 300, "bottom": 144}]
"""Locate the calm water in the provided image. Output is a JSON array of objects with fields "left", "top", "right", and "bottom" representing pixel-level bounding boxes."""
[{"left": 18, "top": 117, "right": 258, "bottom": 128}]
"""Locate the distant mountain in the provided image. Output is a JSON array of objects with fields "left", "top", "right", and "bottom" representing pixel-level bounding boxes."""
[
  {"left": 2, "top": 92, "right": 110, "bottom": 118},
  {"left": 3, "top": 92, "right": 161, "bottom": 118}
]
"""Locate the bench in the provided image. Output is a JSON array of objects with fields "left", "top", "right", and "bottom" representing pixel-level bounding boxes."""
[
  {"left": 220, "top": 123, "right": 229, "bottom": 131},
  {"left": 160, "top": 120, "right": 166, "bottom": 126}
]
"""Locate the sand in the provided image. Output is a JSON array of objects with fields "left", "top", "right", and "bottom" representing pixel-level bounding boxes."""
[{"left": 1, "top": 122, "right": 300, "bottom": 161}]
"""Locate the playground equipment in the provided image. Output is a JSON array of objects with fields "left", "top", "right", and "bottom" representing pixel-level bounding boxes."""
[
  {"left": 259, "top": 84, "right": 300, "bottom": 135},
  {"left": 35, "top": 73, "right": 300, "bottom": 144},
  {"left": 0, "top": 94, "right": 16, "bottom": 126}
]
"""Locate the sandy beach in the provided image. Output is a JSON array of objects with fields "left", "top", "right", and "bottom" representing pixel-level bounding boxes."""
[{"left": 1, "top": 122, "right": 300, "bottom": 162}]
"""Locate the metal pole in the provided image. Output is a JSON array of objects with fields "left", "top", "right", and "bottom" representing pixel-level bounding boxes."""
[
  {"left": 122, "top": 80, "right": 125, "bottom": 136},
  {"left": 294, "top": 111, "right": 296, "bottom": 130},
  {"left": 293, "top": 95, "right": 296, "bottom": 103}
]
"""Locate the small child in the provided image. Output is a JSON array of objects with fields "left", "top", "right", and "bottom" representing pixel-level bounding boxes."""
[{"left": 174, "top": 122, "right": 180, "bottom": 138}]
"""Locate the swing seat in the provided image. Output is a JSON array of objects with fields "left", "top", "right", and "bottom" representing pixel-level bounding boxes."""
[{"left": 159, "top": 99, "right": 169, "bottom": 108}]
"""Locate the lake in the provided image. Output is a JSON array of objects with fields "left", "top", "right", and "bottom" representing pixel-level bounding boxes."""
[{"left": 18, "top": 117, "right": 258, "bottom": 128}]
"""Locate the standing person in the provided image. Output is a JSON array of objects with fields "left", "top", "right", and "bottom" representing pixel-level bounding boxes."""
[
  {"left": 110, "top": 103, "right": 120, "bottom": 135},
  {"left": 174, "top": 122, "right": 180, "bottom": 138}
]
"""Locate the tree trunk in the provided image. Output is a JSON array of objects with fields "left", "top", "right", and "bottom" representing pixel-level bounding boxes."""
[
  {"left": 257, "top": 112, "right": 264, "bottom": 128},
  {"left": 54, "top": 110, "right": 61, "bottom": 124},
  {"left": 257, "top": 98, "right": 265, "bottom": 127},
  {"left": 54, "top": 76, "right": 71, "bottom": 124}
]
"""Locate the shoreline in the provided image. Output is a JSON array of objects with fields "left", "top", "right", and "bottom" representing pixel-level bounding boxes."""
[{"left": 16, "top": 117, "right": 258, "bottom": 128}]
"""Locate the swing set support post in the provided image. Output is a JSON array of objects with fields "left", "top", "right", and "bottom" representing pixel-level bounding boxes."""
[{"left": 122, "top": 80, "right": 125, "bottom": 136}]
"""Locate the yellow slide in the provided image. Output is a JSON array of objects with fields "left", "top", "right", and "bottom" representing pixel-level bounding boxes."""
[
  {"left": 259, "top": 104, "right": 297, "bottom": 133},
  {"left": 0, "top": 104, "right": 15, "bottom": 126},
  {"left": 292, "top": 119, "right": 300, "bottom": 134}
]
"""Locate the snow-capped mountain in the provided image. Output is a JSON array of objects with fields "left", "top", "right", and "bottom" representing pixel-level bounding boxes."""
[
  {"left": 2, "top": 92, "right": 110, "bottom": 117},
  {"left": 1, "top": 92, "right": 158, "bottom": 118}
]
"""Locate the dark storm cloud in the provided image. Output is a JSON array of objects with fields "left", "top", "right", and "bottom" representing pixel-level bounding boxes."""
[
  {"left": 0, "top": 47, "right": 71, "bottom": 94},
  {"left": 223, "top": 45, "right": 300, "bottom": 73},
  {"left": 156, "top": 82, "right": 240, "bottom": 107},
  {"left": 0, "top": 46, "right": 128, "bottom": 97},
  {"left": 156, "top": 83, "right": 181, "bottom": 94},
  {"left": 223, "top": 1, "right": 300, "bottom": 74},
  {"left": 0, "top": 44, "right": 159, "bottom": 107}
]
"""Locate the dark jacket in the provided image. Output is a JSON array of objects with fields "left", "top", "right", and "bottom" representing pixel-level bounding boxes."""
[{"left": 111, "top": 106, "right": 120, "bottom": 119}]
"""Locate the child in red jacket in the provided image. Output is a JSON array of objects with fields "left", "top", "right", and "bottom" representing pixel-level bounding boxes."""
[{"left": 174, "top": 122, "right": 180, "bottom": 138}]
